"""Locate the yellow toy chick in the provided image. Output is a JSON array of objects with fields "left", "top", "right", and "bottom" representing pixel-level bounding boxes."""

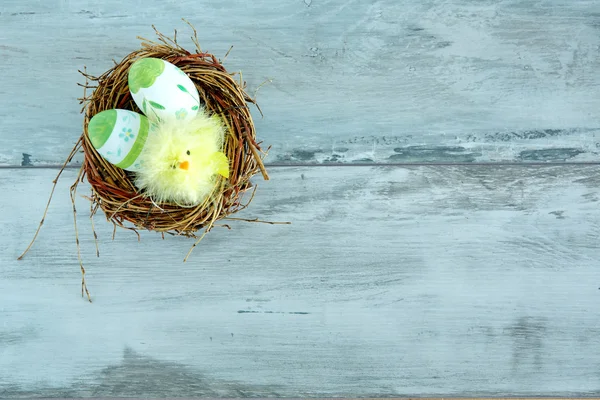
[{"left": 134, "top": 112, "right": 229, "bottom": 206}]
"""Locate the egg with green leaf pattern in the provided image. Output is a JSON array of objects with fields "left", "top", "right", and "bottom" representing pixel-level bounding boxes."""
[
  {"left": 128, "top": 57, "right": 201, "bottom": 123},
  {"left": 88, "top": 109, "right": 153, "bottom": 172}
]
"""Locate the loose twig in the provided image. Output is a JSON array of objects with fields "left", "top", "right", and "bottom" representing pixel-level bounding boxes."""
[
  {"left": 18, "top": 137, "right": 83, "bottom": 260},
  {"left": 70, "top": 167, "right": 92, "bottom": 302}
]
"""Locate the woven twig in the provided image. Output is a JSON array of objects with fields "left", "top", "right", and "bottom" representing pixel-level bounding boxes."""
[{"left": 79, "top": 25, "right": 269, "bottom": 238}]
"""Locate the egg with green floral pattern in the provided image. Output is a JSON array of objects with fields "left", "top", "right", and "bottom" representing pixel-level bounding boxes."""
[
  {"left": 88, "top": 109, "right": 153, "bottom": 172},
  {"left": 128, "top": 57, "right": 201, "bottom": 124}
]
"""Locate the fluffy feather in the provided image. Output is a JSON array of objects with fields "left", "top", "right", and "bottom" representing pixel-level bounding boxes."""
[{"left": 134, "top": 111, "right": 229, "bottom": 206}]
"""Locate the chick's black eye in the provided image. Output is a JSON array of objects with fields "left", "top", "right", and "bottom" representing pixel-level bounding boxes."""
[{"left": 186, "top": 150, "right": 191, "bottom": 155}]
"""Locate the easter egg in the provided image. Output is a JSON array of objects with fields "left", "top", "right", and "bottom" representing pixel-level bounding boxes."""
[
  {"left": 128, "top": 57, "right": 201, "bottom": 123},
  {"left": 88, "top": 109, "right": 152, "bottom": 172}
]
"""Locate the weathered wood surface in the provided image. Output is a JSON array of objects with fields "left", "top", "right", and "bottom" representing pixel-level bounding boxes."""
[
  {"left": 2, "top": 166, "right": 600, "bottom": 397},
  {"left": 2, "top": 0, "right": 600, "bottom": 166}
]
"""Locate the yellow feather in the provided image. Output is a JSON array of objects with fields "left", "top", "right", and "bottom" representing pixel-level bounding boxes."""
[
  {"left": 211, "top": 152, "right": 230, "bottom": 178},
  {"left": 134, "top": 111, "right": 229, "bottom": 206}
]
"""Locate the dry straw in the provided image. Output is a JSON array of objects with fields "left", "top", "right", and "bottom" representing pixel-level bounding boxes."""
[{"left": 19, "top": 22, "right": 284, "bottom": 301}]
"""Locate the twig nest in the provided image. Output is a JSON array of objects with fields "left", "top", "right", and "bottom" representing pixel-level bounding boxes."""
[{"left": 79, "top": 25, "right": 269, "bottom": 237}]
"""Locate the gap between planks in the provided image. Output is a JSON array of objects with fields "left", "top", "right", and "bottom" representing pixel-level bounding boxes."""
[{"left": 1, "top": 162, "right": 600, "bottom": 170}]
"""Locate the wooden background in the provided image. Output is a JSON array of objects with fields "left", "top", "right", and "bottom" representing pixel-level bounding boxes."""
[{"left": 1, "top": 0, "right": 600, "bottom": 397}]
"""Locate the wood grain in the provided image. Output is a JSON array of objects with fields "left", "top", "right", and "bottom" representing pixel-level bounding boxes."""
[
  {"left": 2, "top": 166, "right": 600, "bottom": 397},
  {"left": 1, "top": 0, "right": 600, "bottom": 166}
]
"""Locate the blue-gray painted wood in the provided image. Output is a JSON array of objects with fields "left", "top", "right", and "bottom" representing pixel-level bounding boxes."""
[
  {"left": 1, "top": 0, "right": 600, "bottom": 166},
  {"left": 2, "top": 166, "right": 600, "bottom": 397}
]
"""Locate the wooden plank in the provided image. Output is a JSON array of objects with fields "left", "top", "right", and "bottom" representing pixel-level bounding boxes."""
[
  {"left": 2, "top": 165, "right": 600, "bottom": 397},
  {"left": 1, "top": 1, "right": 600, "bottom": 166}
]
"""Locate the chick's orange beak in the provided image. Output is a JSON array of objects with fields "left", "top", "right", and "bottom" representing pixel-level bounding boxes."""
[{"left": 179, "top": 161, "right": 190, "bottom": 170}]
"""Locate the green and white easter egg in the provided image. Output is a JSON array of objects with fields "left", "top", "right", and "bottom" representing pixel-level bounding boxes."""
[
  {"left": 128, "top": 57, "right": 201, "bottom": 123},
  {"left": 88, "top": 109, "right": 152, "bottom": 172}
]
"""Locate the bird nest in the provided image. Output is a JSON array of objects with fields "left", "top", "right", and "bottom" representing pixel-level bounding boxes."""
[
  {"left": 19, "top": 24, "right": 274, "bottom": 301},
  {"left": 78, "top": 25, "right": 269, "bottom": 236}
]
